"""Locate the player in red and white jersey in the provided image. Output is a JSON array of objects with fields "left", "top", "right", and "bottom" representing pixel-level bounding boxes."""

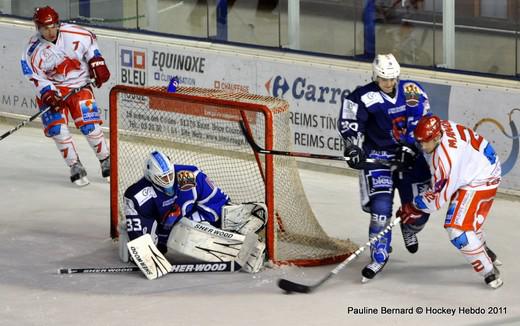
[
  {"left": 20, "top": 6, "right": 111, "bottom": 186},
  {"left": 397, "top": 115, "right": 503, "bottom": 289}
]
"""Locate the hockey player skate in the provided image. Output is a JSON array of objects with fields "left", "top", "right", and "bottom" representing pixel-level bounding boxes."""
[
  {"left": 361, "top": 259, "right": 388, "bottom": 283},
  {"left": 70, "top": 161, "right": 89, "bottom": 186},
  {"left": 100, "top": 156, "right": 110, "bottom": 182},
  {"left": 484, "top": 267, "right": 503, "bottom": 289},
  {"left": 485, "top": 244, "right": 502, "bottom": 266},
  {"left": 400, "top": 222, "right": 419, "bottom": 253},
  {"left": 361, "top": 244, "right": 389, "bottom": 283}
]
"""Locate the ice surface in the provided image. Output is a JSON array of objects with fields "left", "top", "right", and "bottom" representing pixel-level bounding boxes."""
[{"left": 0, "top": 123, "right": 519, "bottom": 326}]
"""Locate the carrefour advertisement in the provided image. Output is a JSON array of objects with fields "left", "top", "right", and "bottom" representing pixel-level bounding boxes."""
[
  {"left": 260, "top": 70, "right": 366, "bottom": 155},
  {"left": 0, "top": 20, "right": 518, "bottom": 190}
]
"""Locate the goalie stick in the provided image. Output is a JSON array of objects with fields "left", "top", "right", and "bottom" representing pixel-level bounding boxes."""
[
  {"left": 277, "top": 217, "right": 402, "bottom": 294},
  {"left": 57, "top": 261, "right": 237, "bottom": 275},
  {"left": 238, "top": 120, "right": 396, "bottom": 167},
  {"left": 0, "top": 81, "right": 93, "bottom": 141}
]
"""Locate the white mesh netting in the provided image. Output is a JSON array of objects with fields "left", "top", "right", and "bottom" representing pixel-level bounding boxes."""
[{"left": 110, "top": 86, "right": 356, "bottom": 266}]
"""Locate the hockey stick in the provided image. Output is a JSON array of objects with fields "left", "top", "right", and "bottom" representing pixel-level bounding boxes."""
[
  {"left": 277, "top": 217, "right": 402, "bottom": 294},
  {"left": 0, "top": 81, "right": 92, "bottom": 141},
  {"left": 57, "top": 261, "right": 237, "bottom": 275},
  {"left": 58, "top": 266, "right": 140, "bottom": 274},
  {"left": 238, "top": 121, "right": 396, "bottom": 167}
]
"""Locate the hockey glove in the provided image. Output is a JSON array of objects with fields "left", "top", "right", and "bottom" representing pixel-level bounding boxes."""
[
  {"left": 344, "top": 145, "right": 366, "bottom": 170},
  {"left": 88, "top": 56, "right": 110, "bottom": 87},
  {"left": 397, "top": 202, "right": 423, "bottom": 224},
  {"left": 41, "top": 90, "right": 62, "bottom": 112},
  {"left": 395, "top": 145, "right": 417, "bottom": 170}
]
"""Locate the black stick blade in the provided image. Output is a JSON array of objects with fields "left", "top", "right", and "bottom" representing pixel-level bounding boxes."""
[{"left": 277, "top": 278, "right": 312, "bottom": 294}]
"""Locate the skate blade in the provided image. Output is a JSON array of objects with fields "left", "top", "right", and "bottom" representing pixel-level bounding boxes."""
[
  {"left": 73, "top": 176, "right": 90, "bottom": 187},
  {"left": 104, "top": 176, "right": 110, "bottom": 183},
  {"left": 488, "top": 278, "right": 503, "bottom": 289},
  {"left": 361, "top": 277, "right": 372, "bottom": 284},
  {"left": 493, "top": 259, "right": 503, "bottom": 267}
]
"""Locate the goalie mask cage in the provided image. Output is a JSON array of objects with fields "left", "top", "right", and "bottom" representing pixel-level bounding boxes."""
[{"left": 109, "top": 85, "right": 356, "bottom": 266}]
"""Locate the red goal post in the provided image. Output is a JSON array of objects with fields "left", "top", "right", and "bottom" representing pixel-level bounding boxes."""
[{"left": 109, "top": 85, "right": 356, "bottom": 266}]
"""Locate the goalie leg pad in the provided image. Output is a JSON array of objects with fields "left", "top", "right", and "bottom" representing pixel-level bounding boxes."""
[
  {"left": 241, "top": 241, "right": 266, "bottom": 273},
  {"left": 167, "top": 218, "right": 264, "bottom": 272},
  {"left": 221, "top": 202, "right": 267, "bottom": 235}
]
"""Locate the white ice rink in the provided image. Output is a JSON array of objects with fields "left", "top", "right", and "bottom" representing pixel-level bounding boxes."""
[{"left": 1, "top": 122, "right": 519, "bottom": 326}]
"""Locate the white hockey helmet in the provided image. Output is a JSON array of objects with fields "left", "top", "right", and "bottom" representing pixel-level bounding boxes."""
[
  {"left": 372, "top": 53, "right": 400, "bottom": 80},
  {"left": 144, "top": 150, "right": 175, "bottom": 196}
]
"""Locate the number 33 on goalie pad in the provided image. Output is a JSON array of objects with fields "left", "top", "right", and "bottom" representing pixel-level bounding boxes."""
[{"left": 167, "top": 218, "right": 266, "bottom": 273}]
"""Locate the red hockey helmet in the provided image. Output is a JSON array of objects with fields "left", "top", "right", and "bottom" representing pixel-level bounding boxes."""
[
  {"left": 414, "top": 115, "right": 442, "bottom": 142},
  {"left": 33, "top": 6, "right": 59, "bottom": 28}
]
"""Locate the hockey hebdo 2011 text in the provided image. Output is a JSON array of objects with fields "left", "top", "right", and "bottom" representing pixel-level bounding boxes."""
[{"left": 346, "top": 306, "right": 507, "bottom": 316}]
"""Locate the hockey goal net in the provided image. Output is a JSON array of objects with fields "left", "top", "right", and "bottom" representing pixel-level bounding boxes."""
[{"left": 109, "top": 85, "right": 356, "bottom": 266}]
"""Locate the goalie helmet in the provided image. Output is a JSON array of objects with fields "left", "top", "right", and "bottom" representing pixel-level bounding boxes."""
[
  {"left": 144, "top": 150, "right": 175, "bottom": 196},
  {"left": 33, "top": 6, "right": 60, "bottom": 28},
  {"left": 414, "top": 115, "right": 442, "bottom": 142},
  {"left": 372, "top": 54, "right": 400, "bottom": 80}
]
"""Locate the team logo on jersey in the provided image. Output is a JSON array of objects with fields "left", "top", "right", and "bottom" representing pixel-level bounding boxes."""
[
  {"left": 54, "top": 57, "right": 81, "bottom": 76},
  {"left": 403, "top": 82, "right": 421, "bottom": 107},
  {"left": 177, "top": 170, "right": 196, "bottom": 190}
]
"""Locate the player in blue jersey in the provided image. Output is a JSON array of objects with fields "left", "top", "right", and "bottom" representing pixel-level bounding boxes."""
[
  {"left": 123, "top": 150, "right": 267, "bottom": 273},
  {"left": 337, "top": 54, "right": 432, "bottom": 282}
]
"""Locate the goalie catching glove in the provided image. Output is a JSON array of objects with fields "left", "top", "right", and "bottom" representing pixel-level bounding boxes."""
[{"left": 221, "top": 202, "right": 267, "bottom": 235}]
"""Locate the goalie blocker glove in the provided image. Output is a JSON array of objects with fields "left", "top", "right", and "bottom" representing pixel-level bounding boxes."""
[{"left": 88, "top": 56, "right": 110, "bottom": 87}]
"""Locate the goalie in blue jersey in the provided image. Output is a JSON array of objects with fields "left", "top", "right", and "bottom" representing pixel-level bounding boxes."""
[
  {"left": 122, "top": 150, "right": 267, "bottom": 273},
  {"left": 337, "top": 54, "right": 432, "bottom": 282}
]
